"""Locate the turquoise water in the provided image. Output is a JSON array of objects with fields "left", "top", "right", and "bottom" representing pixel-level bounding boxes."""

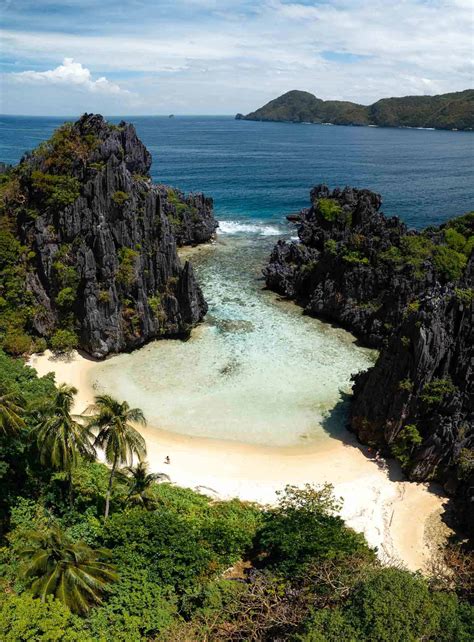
[{"left": 2, "top": 116, "right": 472, "bottom": 445}]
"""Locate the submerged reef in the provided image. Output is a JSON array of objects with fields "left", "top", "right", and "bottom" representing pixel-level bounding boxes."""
[
  {"left": 0, "top": 114, "right": 217, "bottom": 358},
  {"left": 265, "top": 185, "right": 473, "bottom": 537}
]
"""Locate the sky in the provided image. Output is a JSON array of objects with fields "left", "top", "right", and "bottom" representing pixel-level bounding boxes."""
[{"left": 0, "top": 0, "right": 473, "bottom": 115}]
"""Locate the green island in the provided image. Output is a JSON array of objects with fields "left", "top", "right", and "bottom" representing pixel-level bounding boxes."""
[{"left": 236, "top": 89, "right": 474, "bottom": 130}]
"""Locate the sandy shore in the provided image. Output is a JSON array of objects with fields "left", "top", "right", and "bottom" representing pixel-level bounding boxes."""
[{"left": 28, "top": 349, "right": 447, "bottom": 572}]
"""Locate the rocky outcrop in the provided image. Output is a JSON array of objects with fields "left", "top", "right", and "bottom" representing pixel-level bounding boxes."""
[
  {"left": 265, "top": 185, "right": 460, "bottom": 348},
  {"left": 2, "top": 114, "right": 217, "bottom": 358},
  {"left": 265, "top": 186, "right": 473, "bottom": 536}
]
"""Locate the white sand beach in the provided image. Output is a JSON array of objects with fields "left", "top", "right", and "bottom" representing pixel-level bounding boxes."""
[{"left": 29, "top": 349, "right": 447, "bottom": 573}]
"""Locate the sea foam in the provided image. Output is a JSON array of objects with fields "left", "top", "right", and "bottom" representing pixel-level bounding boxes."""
[{"left": 218, "top": 220, "right": 283, "bottom": 236}]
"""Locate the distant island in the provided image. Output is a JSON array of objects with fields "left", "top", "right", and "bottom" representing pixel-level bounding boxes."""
[{"left": 236, "top": 89, "right": 474, "bottom": 131}]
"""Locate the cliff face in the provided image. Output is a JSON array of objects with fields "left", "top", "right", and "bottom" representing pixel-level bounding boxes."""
[
  {"left": 264, "top": 185, "right": 462, "bottom": 348},
  {"left": 238, "top": 89, "right": 474, "bottom": 130},
  {"left": 1, "top": 114, "right": 217, "bottom": 358},
  {"left": 265, "top": 186, "right": 473, "bottom": 534}
]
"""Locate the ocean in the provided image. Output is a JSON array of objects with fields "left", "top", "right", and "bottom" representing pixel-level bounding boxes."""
[
  {"left": 1, "top": 115, "right": 473, "bottom": 229},
  {"left": 2, "top": 115, "right": 472, "bottom": 445}
]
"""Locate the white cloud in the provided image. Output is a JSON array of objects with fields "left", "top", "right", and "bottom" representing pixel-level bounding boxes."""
[
  {"left": 12, "top": 58, "right": 129, "bottom": 95},
  {"left": 1, "top": 0, "right": 473, "bottom": 114}
]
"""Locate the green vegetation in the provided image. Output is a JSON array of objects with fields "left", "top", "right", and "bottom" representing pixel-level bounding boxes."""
[
  {"left": 420, "top": 378, "right": 457, "bottom": 406},
  {"left": 324, "top": 238, "right": 338, "bottom": 255},
  {"left": 111, "top": 191, "right": 130, "bottom": 206},
  {"left": 0, "top": 353, "right": 471, "bottom": 640},
  {"left": 398, "top": 378, "right": 413, "bottom": 392},
  {"left": 116, "top": 247, "right": 138, "bottom": 287},
  {"left": 50, "top": 329, "right": 79, "bottom": 354},
  {"left": 343, "top": 250, "right": 370, "bottom": 265},
  {"left": 455, "top": 288, "right": 474, "bottom": 305},
  {"left": 31, "top": 171, "right": 81, "bottom": 209},
  {"left": 85, "top": 395, "right": 146, "bottom": 518},
  {"left": 242, "top": 88, "right": 474, "bottom": 130},
  {"left": 391, "top": 424, "right": 423, "bottom": 468},
  {"left": 317, "top": 197, "right": 342, "bottom": 222}
]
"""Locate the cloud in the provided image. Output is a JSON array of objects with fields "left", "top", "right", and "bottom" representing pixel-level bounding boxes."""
[
  {"left": 1, "top": 0, "right": 473, "bottom": 114},
  {"left": 12, "top": 58, "right": 129, "bottom": 95}
]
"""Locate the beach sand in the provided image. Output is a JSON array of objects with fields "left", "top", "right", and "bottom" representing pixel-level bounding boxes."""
[{"left": 28, "top": 349, "right": 447, "bottom": 572}]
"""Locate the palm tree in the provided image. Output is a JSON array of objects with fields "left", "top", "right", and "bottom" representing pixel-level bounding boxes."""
[
  {"left": 86, "top": 395, "right": 146, "bottom": 518},
  {"left": 21, "top": 525, "right": 117, "bottom": 614},
  {"left": 31, "top": 384, "right": 96, "bottom": 501},
  {"left": 0, "top": 385, "right": 25, "bottom": 436},
  {"left": 118, "top": 461, "right": 168, "bottom": 509}
]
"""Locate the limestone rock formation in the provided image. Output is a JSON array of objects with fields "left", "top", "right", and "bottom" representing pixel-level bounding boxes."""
[
  {"left": 265, "top": 185, "right": 473, "bottom": 534},
  {"left": 1, "top": 114, "right": 217, "bottom": 358}
]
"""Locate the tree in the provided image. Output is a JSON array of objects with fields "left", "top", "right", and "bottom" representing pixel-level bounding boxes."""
[
  {"left": 118, "top": 461, "right": 167, "bottom": 509},
  {"left": 31, "top": 384, "right": 95, "bottom": 503},
  {"left": 86, "top": 395, "right": 146, "bottom": 518},
  {"left": 0, "top": 385, "right": 25, "bottom": 436},
  {"left": 21, "top": 526, "right": 117, "bottom": 614}
]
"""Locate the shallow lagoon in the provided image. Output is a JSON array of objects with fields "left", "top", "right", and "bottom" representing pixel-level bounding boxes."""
[{"left": 91, "top": 230, "right": 375, "bottom": 446}]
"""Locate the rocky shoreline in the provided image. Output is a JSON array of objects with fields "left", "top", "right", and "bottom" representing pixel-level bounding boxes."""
[{"left": 264, "top": 186, "right": 473, "bottom": 539}]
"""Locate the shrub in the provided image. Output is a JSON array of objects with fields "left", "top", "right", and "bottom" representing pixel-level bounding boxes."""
[
  {"left": 392, "top": 424, "right": 422, "bottom": 468},
  {"left": 255, "top": 484, "right": 371, "bottom": 576},
  {"left": 112, "top": 191, "right": 130, "bottom": 206},
  {"left": 398, "top": 378, "right": 413, "bottom": 392},
  {"left": 2, "top": 330, "right": 32, "bottom": 356},
  {"left": 455, "top": 288, "right": 474, "bottom": 305},
  {"left": 444, "top": 227, "right": 468, "bottom": 253},
  {"left": 458, "top": 448, "right": 474, "bottom": 480},
  {"left": 324, "top": 239, "right": 338, "bottom": 255},
  {"left": 116, "top": 248, "right": 138, "bottom": 287},
  {"left": 0, "top": 593, "right": 89, "bottom": 642},
  {"left": 50, "top": 329, "right": 78, "bottom": 354},
  {"left": 56, "top": 287, "right": 76, "bottom": 309},
  {"left": 420, "top": 378, "right": 457, "bottom": 406},
  {"left": 31, "top": 171, "right": 81, "bottom": 209},
  {"left": 433, "top": 246, "right": 467, "bottom": 281},
  {"left": 317, "top": 198, "right": 342, "bottom": 222},
  {"left": 342, "top": 251, "right": 369, "bottom": 265}
]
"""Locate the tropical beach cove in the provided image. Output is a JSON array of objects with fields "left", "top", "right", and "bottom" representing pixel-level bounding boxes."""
[{"left": 29, "top": 235, "right": 448, "bottom": 574}]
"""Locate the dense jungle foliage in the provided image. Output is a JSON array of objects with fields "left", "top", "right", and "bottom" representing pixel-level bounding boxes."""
[{"left": 0, "top": 351, "right": 472, "bottom": 641}]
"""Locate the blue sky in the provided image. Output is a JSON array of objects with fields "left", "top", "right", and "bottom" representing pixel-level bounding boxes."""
[{"left": 1, "top": 0, "right": 472, "bottom": 115}]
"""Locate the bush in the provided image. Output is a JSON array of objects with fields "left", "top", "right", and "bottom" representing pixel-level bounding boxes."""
[
  {"left": 256, "top": 484, "right": 371, "bottom": 576},
  {"left": 112, "top": 191, "right": 130, "bottom": 206},
  {"left": 342, "top": 251, "right": 369, "bottom": 265},
  {"left": 116, "top": 248, "right": 138, "bottom": 287},
  {"left": 50, "top": 329, "right": 78, "bottom": 354},
  {"left": 391, "top": 424, "right": 422, "bottom": 468},
  {"left": 433, "top": 246, "right": 467, "bottom": 281},
  {"left": 420, "top": 378, "right": 457, "bottom": 406},
  {"left": 0, "top": 593, "right": 89, "bottom": 642},
  {"left": 56, "top": 287, "right": 76, "bottom": 309},
  {"left": 324, "top": 239, "right": 338, "bottom": 255},
  {"left": 317, "top": 198, "right": 342, "bottom": 222},
  {"left": 31, "top": 171, "right": 81, "bottom": 209}
]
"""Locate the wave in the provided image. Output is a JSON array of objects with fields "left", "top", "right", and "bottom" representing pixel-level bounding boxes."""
[{"left": 218, "top": 220, "right": 283, "bottom": 236}]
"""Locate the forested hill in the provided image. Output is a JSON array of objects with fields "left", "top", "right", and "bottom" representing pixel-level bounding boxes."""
[{"left": 236, "top": 89, "right": 474, "bottom": 130}]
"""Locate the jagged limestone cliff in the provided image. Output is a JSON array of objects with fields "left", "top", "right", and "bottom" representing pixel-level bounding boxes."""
[
  {"left": 265, "top": 186, "right": 473, "bottom": 535},
  {"left": 0, "top": 114, "right": 218, "bottom": 358}
]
